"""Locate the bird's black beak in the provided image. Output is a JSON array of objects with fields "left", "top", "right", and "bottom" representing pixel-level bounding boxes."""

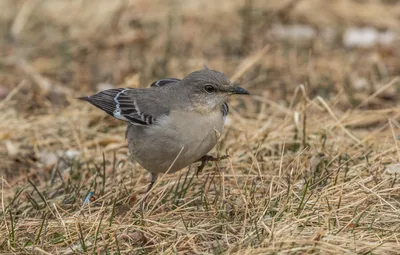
[{"left": 232, "top": 86, "right": 249, "bottom": 95}]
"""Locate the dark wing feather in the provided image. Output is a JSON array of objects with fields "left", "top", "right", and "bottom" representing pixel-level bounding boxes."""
[
  {"left": 221, "top": 102, "right": 229, "bottom": 118},
  {"left": 150, "top": 78, "right": 181, "bottom": 87},
  {"left": 78, "top": 88, "right": 124, "bottom": 117},
  {"left": 78, "top": 88, "right": 155, "bottom": 126}
]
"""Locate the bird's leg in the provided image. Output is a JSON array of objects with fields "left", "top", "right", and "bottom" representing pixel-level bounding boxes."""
[
  {"left": 141, "top": 173, "right": 158, "bottom": 210},
  {"left": 147, "top": 173, "right": 158, "bottom": 193},
  {"left": 196, "top": 154, "right": 230, "bottom": 177}
]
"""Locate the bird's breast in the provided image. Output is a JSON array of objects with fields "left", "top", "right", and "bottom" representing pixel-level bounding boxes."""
[
  {"left": 127, "top": 109, "right": 225, "bottom": 174},
  {"left": 156, "top": 109, "right": 224, "bottom": 148}
]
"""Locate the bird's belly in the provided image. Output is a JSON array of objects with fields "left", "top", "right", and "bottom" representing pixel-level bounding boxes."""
[{"left": 126, "top": 111, "right": 224, "bottom": 174}]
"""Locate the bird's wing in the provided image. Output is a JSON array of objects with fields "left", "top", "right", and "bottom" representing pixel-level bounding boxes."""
[
  {"left": 78, "top": 88, "right": 169, "bottom": 126},
  {"left": 150, "top": 78, "right": 181, "bottom": 87}
]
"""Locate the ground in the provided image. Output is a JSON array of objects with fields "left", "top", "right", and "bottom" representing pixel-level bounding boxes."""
[{"left": 1, "top": 0, "right": 400, "bottom": 254}]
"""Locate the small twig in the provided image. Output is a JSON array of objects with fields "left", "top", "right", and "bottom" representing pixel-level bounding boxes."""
[
  {"left": 356, "top": 77, "right": 399, "bottom": 108},
  {"left": 40, "top": 214, "right": 49, "bottom": 249},
  {"left": 0, "top": 80, "right": 26, "bottom": 109},
  {"left": 231, "top": 44, "right": 270, "bottom": 83},
  {"left": 317, "top": 96, "right": 362, "bottom": 145},
  {"left": 28, "top": 179, "right": 55, "bottom": 217},
  {"left": 388, "top": 119, "right": 400, "bottom": 162},
  {"left": 11, "top": 0, "right": 40, "bottom": 38}
]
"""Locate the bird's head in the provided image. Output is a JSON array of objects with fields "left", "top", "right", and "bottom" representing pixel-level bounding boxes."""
[{"left": 182, "top": 69, "right": 249, "bottom": 113}]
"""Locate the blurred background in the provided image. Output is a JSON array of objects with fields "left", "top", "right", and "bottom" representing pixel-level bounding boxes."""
[
  {"left": 3, "top": 0, "right": 400, "bottom": 175},
  {"left": 1, "top": 0, "right": 400, "bottom": 253},
  {"left": 1, "top": 0, "right": 399, "bottom": 105}
]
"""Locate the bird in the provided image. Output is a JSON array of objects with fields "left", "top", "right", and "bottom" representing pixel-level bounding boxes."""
[{"left": 78, "top": 68, "right": 249, "bottom": 192}]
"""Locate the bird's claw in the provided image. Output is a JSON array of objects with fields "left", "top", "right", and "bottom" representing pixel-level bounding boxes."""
[{"left": 196, "top": 154, "right": 230, "bottom": 177}]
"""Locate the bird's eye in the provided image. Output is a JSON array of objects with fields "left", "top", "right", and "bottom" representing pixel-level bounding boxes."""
[{"left": 204, "top": 85, "right": 216, "bottom": 93}]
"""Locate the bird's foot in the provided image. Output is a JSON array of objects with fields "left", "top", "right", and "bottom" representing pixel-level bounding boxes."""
[
  {"left": 196, "top": 154, "right": 230, "bottom": 177},
  {"left": 140, "top": 173, "right": 158, "bottom": 210}
]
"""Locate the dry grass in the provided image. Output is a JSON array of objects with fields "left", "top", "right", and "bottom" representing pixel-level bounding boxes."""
[{"left": 1, "top": 0, "right": 400, "bottom": 254}]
